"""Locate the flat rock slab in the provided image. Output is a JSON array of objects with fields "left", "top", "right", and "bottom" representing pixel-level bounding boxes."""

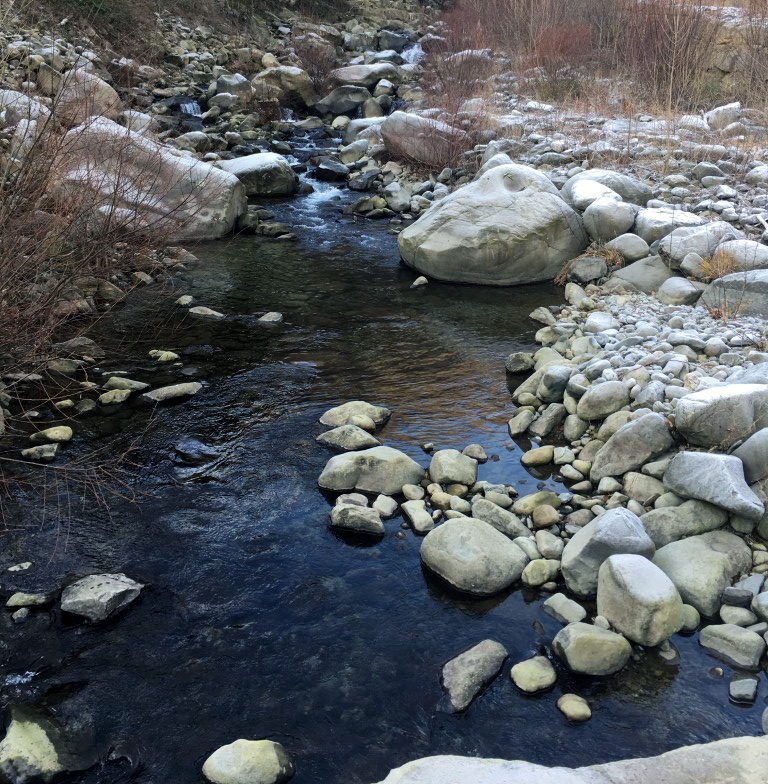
[
  {"left": 441, "top": 639, "right": 508, "bottom": 712},
  {"left": 372, "top": 737, "right": 768, "bottom": 784},
  {"left": 316, "top": 425, "right": 381, "bottom": 451},
  {"left": 420, "top": 518, "right": 528, "bottom": 596},
  {"left": 663, "top": 452, "right": 764, "bottom": 520},
  {"left": 699, "top": 624, "right": 766, "bottom": 670},
  {"left": 61, "top": 573, "right": 144, "bottom": 623},
  {"left": 674, "top": 384, "right": 768, "bottom": 448},
  {"left": 318, "top": 446, "right": 424, "bottom": 496}
]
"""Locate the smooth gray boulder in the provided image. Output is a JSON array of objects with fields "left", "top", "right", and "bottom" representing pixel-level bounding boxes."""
[
  {"left": 330, "top": 504, "right": 384, "bottom": 535},
  {"left": 663, "top": 452, "right": 764, "bottom": 520},
  {"left": 733, "top": 429, "right": 768, "bottom": 484},
  {"left": 316, "top": 425, "right": 381, "bottom": 451},
  {"left": 314, "top": 85, "right": 371, "bottom": 115},
  {"left": 329, "top": 63, "right": 399, "bottom": 88},
  {"left": 582, "top": 197, "right": 637, "bottom": 242},
  {"left": 699, "top": 624, "right": 766, "bottom": 670},
  {"left": 56, "top": 68, "right": 122, "bottom": 126},
  {"left": 552, "top": 622, "right": 631, "bottom": 675},
  {"left": 634, "top": 208, "right": 704, "bottom": 244},
  {"left": 429, "top": 449, "right": 477, "bottom": 486},
  {"left": 401, "top": 500, "right": 434, "bottom": 534},
  {"left": 441, "top": 639, "right": 507, "bottom": 712},
  {"left": 656, "top": 277, "right": 703, "bottom": 306},
  {"left": 609, "top": 255, "right": 672, "bottom": 293},
  {"left": 470, "top": 497, "right": 530, "bottom": 539},
  {"left": 319, "top": 400, "right": 391, "bottom": 428},
  {"left": 420, "top": 518, "right": 528, "bottom": 595},
  {"left": 318, "top": 446, "right": 424, "bottom": 495},
  {"left": 652, "top": 531, "right": 751, "bottom": 617},
  {"left": 701, "top": 269, "right": 768, "bottom": 318},
  {"left": 218, "top": 152, "right": 297, "bottom": 197},
  {"left": 59, "top": 118, "right": 246, "bottom": 241},
  {"left": 372, "top": 737, "right": 768, "bottom": 784},
  {"left": 658, "top": 221, "right": 741, "bottom": 267},
  {"left": 576, "top": 381, "right": 630, "bottom": 421},
  {"left": 398, "top": 164, "right": 587, "bottom": 286},
  {"left": 561, "top": 169, "right": 652, "bottom": 206},
  {"left": 596, "top": 554, "right": 684, "bottom": 647},
  {"left": 202, "top": 739, "right": 294, "bottom": 784},
  {"left": 561, "top": 507, "right": 655, "bottom": 598},
  {"left": 640, "top": 500, "right": 728, "bottom": 547},
  {"left": 381, "top": 111, "right": 469, "bottom": 168},
  {"left": 61, "top": 573, "right": 144, "bottom": 622},
  {"left": 675, "top": 384, "right": 768, "bottom": 448},
  {"left": 252, "top": 65, "right": 318, "bottom": 107},
  {"left": 590, "top": 413, "right": 672, "bottom": 481},
  {"left": 605, "top": 233, "right": 650, "bottom": 262}
]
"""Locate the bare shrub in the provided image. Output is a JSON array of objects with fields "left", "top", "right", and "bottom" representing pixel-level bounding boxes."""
[{"left": 292, "top": 33, "right": 337, "bottom": 93}]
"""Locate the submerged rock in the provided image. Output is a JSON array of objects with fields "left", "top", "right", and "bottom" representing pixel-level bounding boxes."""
[{"left": 441, "top": 639, "right": 507, "bottom": 712}]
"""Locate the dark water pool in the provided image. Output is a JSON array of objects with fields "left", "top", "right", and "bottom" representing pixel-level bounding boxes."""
[{"left": 0, "top": 181, "right": 763, "bottom": 783}]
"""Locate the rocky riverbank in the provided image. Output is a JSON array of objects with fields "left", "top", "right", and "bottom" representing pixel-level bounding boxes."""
[{"left": 4, "top": 1, "right": 768, "bottom": 782}]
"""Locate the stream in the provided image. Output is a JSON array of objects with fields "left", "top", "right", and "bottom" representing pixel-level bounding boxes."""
[{"left": 0, "top": 166, "right": 763, "bottom": 783}]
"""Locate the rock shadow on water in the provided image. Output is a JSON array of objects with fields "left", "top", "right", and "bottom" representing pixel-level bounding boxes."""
[{"left": 421, "top": 564, "right": 514, "bottom": 617}]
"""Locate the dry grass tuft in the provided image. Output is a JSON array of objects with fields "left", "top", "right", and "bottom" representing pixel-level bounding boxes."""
[{"left": 699, "top": 248, "right": 738, "bottom": 281}]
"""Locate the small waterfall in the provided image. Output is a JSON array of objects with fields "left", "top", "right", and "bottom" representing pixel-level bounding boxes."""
[{"left": 401, "top": 43, "right": 424, "bottom": 65}]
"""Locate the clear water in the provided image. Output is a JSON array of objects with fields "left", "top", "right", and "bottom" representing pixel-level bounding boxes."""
[{"left": 0, "top": 181, "right": 763, "bottom": 783}]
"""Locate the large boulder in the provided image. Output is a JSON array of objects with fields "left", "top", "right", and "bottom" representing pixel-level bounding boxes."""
[
  {"left": 590, "top": 413, "right": 673, "bottom": 481},
  {"left": 552, "top": 622, "right": 631, "bottom": 675},
  {"left": 381, "top": 111, "right": 469, "bottom": 167},
  {"left": 561, "top": 507, "right": 655, "bottom": 598},
  {"left": 398, "top": 164, "right": 588, "bottom": 286},
  {"left": 56, "top": 118, "right": 245, "bottom": 240},
  {"left": 56, "top": 68, "right": 122, "bottom": 126},
  {"left": 251, "top": 66, "right": 318, "bottom": 107},
  {"left": 560, "top": 169, "right": 652, "bottom": 206},
  {"left": 373, "top": 737, "right": 768, "bottom": 784},
  {"left": 658, "top": 221, "right": 741, "bottom": 267},
  {"left": 0, "top": 89, "right": 51, "bottom": 123},
  {"left": 420, "top": 518, "right": 528, "bottom": 595},
  {"left": 652, "top": 531, "right": 752, "bottom": 616},
  {"left": 328, "top": 63, "right": 400, "bottom": 88},
  {"left": 318, "top": 446, "right": 424, "bottom": 496},
  {"left": 663, "top": 451, "right": 764, "bottom": 520},
  {"left": 314, "top": 86, "right": 371, "bottom": 115},
  {"left": 733, "top": 428, "right": 768, "bottom": 484},
  {"left": 441, "top": 639, "right": 508, "bottom": 712},
  {"left": 674, "top": 384, "right": 768, "bottom": 448},
  {"left": 717, "top": 240, "right": 768, "bottom": 271},
  {"left": 640, "top": 500, "right": 728, "bottom": 548},
  {"left": 596, "top": 554, "right": 684, "bottom": 647},
  {"left": 218, "top": 153, "right": 297, "bottom": 197},
  {"left": 609, "top": 255, "right": 672, "bottom": 293},
  {"left": 701, "top": 269, "right": 768, "bottom": 318},
  {"left": 575, "top": 380, "right": 630, "bottom": 421},
  {"left": 634, "top": 207, "right": 704, "bottom": 245}
]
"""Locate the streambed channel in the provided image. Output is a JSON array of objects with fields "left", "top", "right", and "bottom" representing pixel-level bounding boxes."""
[{"left": 0, "top": 173, "right": 763, "bottom": 783}]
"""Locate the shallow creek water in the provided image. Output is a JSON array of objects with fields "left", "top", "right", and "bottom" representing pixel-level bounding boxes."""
[{"left": 0, "top": 175, "right": 764, "bottom": 783}]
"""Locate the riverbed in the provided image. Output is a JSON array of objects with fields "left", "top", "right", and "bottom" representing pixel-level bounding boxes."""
[{"left": 0, "top": 177, "right": 762, "bottom": 783}]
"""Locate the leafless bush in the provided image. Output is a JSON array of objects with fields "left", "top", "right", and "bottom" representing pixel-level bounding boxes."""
[{"left": 292, "top": 33, "right": 337, "bottom": 93}]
